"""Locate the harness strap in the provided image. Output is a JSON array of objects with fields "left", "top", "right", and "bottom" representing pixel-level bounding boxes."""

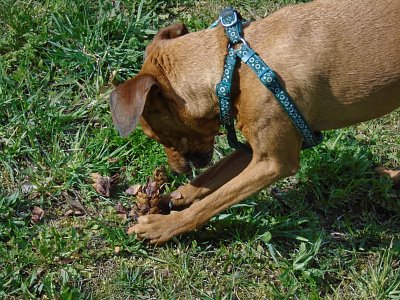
[
  {"left": 216, "top": 48, "right": 237, "bottom": 126},
  {"left": 216, "top": 48, "right": 251, "bottom": 151},
  {"left": 236, "top": 44, "right": 323, "bottom": 149},
  {"left": 215, "top": 8, "right": 323, "bottom": 150}
]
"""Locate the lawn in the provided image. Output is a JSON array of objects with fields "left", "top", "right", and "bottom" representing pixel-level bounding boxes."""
[{"left": 0, "top": 0, "right": 399, "bottom": 299}]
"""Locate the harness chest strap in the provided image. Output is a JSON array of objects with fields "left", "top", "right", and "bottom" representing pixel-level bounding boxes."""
[
  {"left": 215, "top": 8, "right": 323, "bottom": 150},
  {"left": 216, "top": 48, "right": 251, "bottom": 151}
]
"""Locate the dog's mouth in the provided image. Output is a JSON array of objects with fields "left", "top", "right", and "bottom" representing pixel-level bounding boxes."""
[
  {"left": 167, "top": 150, "right": 213, "bottom": 175},
  {"left": 184, "top": 151, "right": 213, "bottom": 170}
]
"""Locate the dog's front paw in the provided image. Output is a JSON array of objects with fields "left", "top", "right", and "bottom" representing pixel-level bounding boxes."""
[
  {"left": 169, "top": 185, "right": 201, "bottom": 208},
  {"left": 156, "top": 191, "right": 194, "bottom": 213},
  {"left": 128, "top": 213, "right": 187, "bottom": 245}
]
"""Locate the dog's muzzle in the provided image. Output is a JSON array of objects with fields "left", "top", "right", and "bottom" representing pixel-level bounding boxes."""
[
  {"left": 184, "top": 151, "right": 213, "bottom": 169},
  {"left": 165, "top": 147, "right": 214, "bottom": 174}
]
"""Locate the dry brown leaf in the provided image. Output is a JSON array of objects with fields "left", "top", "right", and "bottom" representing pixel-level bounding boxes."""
[
  {"left": 110, "top": 174, "right": 120, "bottom": 184},
  {"left": 21, "top": 180, "right": 38, "bottom": 194},
  {"left": 115, "top": 202, "right": 128, "bottom": 213},
  {"left": 108, "top": 157, "right": 120, "bottom": 164},
  {"left": 115, "top": 202, "right": 129, "bottom": 220},
  {"left": 91, "top": 173, "right": 119, "bottom": 197},
  {"left": 125, "top": 184, "right": 142, "bottom": 196},
  {"left": 31, "top": 206, "right": 44, "bottom": 224},
  {"left": 62, "top": 191, "right": 86, "bottom": 212},
  {"left": 145, "top": 180, "right": 158, "bottom": 195},
  {"left": 91, "top": 173, "right": 109, "bottom": 196},
  {"left": 59, "top": 252, "right": 81, "bottom": 264},
  {"left": 64, "top": 209, "right": 74, "bottom": 216},
  {"left": 64, "top": 209, "right": 84, "bottom": 217}
]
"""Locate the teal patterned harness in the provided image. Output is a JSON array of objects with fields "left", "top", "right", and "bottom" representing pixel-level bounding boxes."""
[{"left": 215, "top": 8, "right": 323, "bottom": 150}]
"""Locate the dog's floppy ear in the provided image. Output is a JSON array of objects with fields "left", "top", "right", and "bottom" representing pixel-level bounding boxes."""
[
  {"left": 110, "top": 74, "right": 159, "bottom": 137},
  {"left": 154, "top": 23, "right": 189, "bottom": 40}
]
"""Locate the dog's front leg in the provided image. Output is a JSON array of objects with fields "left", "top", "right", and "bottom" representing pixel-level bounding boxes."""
[
  {"left": 165, "top": 149, "right": 252, "bottom": 208},
  {"left": 131, "top": 154, "right": 298, "bottom": 245}
]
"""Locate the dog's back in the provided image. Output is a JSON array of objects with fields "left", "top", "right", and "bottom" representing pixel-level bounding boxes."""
[{"left": 244, "top": 0, "right": 400, "bottom": 130}]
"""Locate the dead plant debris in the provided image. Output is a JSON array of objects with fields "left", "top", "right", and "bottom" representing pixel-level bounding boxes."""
[
  {"left": 31, "top": 206, "right": 45, "bottom": 224},
  {"left": 91, "top": 173, "right": 119, "bottom": 197},
  {"left": 126, "top": 167, "right": 168, "bottom": 219}
]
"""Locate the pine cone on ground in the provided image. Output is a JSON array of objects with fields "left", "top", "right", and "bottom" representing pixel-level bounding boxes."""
[{"left": 127, "top": 167, "right": 168, "bottom": 220}]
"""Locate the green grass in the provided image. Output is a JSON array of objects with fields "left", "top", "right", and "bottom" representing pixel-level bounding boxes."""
[{"left": 0, "top": 0, "right": 399, "bottom": 299}]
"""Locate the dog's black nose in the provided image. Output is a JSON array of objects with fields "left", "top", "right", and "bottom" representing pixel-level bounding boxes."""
[{"left": 185, "top": 151, "right": 213, "bottom": 169}]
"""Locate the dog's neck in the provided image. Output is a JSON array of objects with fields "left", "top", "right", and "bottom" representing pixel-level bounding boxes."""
[{"left": 145, "top": 26, "right": 229, "bottom": 121}]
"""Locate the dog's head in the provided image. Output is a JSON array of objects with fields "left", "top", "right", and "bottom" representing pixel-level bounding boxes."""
[{"left": 110, "top": 24, "right": 220, "bottom": 174}]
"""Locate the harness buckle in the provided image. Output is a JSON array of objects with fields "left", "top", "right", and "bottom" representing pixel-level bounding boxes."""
[{"left": 219, "top": 9, "right": 238, "bottom": 27}]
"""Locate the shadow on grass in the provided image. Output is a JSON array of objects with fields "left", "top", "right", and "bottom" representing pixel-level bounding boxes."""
[{"left": 181, "top": 133, "right": 400, "bottom": 254}]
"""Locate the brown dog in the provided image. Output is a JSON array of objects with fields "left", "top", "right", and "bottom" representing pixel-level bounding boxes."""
[{"left": 110, "top": 0, "right": 400, "bottom": 244}]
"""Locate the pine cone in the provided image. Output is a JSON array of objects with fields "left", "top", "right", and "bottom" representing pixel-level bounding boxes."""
[
  {"left": 153, "top": 166, "right": 168, "bottom": 189},
  {"left": 127, "top": 166, "right": 169, "bottom": 219}
]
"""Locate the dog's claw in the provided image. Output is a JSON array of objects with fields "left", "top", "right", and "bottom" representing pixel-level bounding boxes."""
[{"left": 170, "top": 190, "right": 183, "bottom": 200}]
